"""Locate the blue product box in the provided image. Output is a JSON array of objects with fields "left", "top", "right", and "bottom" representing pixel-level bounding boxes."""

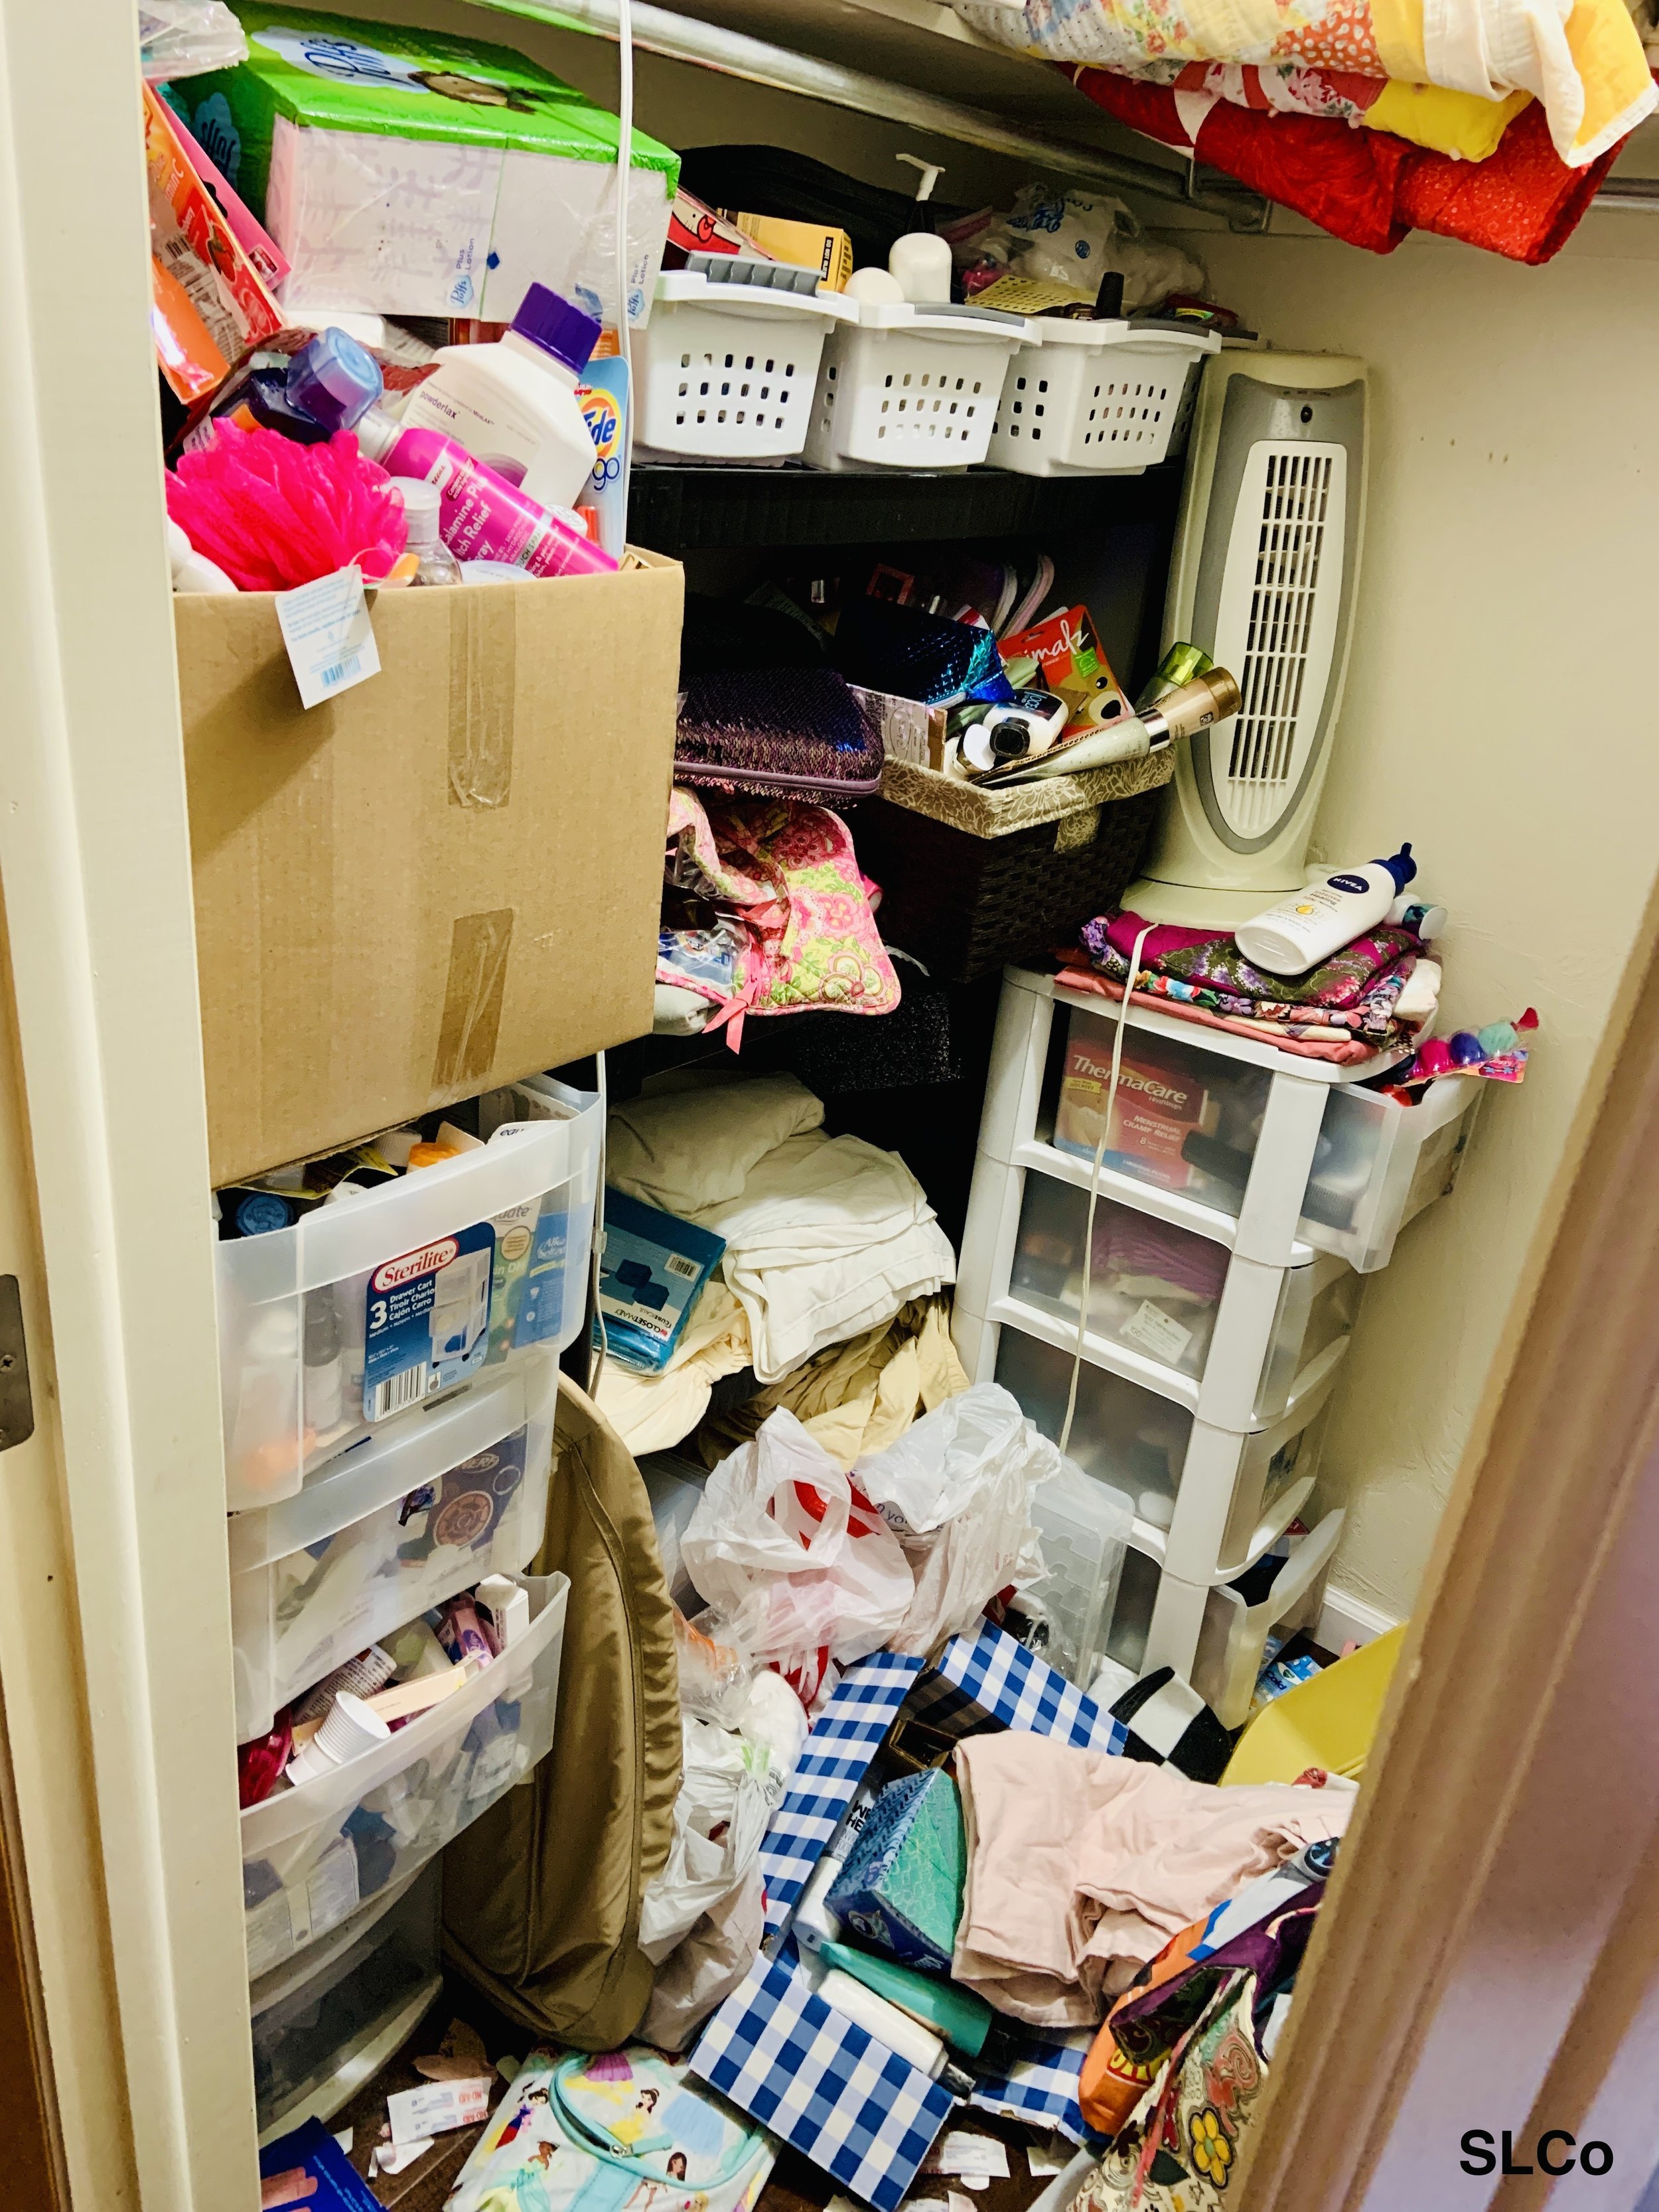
[
  {"left": 595, "top": 1188, "right": 725, "bottom": 1373},
  {"left": 259, "top": 2116, "right": 382, "bottom": 2209},
  {"left": 826, "top": 1767, "right": 965, "bottom": 1974}
]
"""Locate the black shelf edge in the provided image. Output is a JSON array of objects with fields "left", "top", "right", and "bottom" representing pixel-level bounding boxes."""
[{"left": 628, "top": 459, "right": 1184, "bottom": 552}]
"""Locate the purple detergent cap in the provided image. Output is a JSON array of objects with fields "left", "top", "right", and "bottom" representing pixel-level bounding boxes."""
[{"left": 511, "top": 283, "right": 603, "bottom": 374}]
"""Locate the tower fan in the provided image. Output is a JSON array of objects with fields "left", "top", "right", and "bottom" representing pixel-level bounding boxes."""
[{"left": 1125, "top": 353, "right": 1369, "bottom": 926}]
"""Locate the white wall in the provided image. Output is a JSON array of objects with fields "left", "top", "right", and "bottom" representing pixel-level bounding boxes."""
[
  {"left": 1187, "top": 201, "right": 1659, "bottom": 1623},
  {"left": 286, "top": 0, "right": 1659, "bottom": 1623}
]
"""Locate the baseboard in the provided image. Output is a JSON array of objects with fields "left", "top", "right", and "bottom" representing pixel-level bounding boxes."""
[{"left": 1316, "top": 1585, "right": 1402, "bottom": 1653}]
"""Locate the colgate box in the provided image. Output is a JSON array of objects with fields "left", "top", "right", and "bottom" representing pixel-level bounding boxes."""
[
  {"left": 1054, "top": 1027, "right": 1208, "bottom": 1189},
  {"left": 177, "top": 552, "right": 682, "bottom": 1193}
]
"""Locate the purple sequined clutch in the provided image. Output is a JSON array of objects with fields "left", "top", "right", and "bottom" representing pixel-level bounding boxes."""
[{"left": 674, "top": 670, "right": 884, "bottom": 809}]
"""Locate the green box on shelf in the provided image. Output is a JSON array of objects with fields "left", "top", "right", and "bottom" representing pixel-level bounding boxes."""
[{"left": 177, "top": 5, "right": 678, "bottom": 323}]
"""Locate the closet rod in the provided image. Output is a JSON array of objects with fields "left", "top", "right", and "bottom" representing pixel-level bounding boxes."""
[
  {"left": 1595, "top": 177, "right": 1659, "bottom": 207},
  {"left": 469, "top": 0, "right": 1272, "bottom": 226}
]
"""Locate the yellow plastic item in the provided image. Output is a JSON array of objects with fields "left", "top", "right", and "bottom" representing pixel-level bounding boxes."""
[{"left": 1222, "top": 1626, "right": 1407, "bottom": 1787}]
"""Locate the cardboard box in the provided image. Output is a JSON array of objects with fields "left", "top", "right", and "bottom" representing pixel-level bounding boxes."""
[
  {"left": 1053, "top": 1029, "right": 1207, "bottom": 1189},
  {"left": 177, "top": 555, "right": 683, "bottom": 1184},
  {"left": 176, "top": 5, "right": 679, "bottom": 325},
  {"left": 728, "top": 212, "right": 853, "bottom": 291}
]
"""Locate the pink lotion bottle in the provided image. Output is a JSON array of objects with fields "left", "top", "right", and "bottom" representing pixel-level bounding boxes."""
[{"left": 356, "top": 411, "right": 616, "bottom": 578}]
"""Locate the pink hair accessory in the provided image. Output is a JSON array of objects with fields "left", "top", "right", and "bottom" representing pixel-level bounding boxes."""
[{"left": 165, "top": 422, "right": 407, "bottom": 591}]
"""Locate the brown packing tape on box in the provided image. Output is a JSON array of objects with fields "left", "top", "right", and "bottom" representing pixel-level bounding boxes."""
[{"left": 176, "top": 554, "right": 684, "bottom": 1185}]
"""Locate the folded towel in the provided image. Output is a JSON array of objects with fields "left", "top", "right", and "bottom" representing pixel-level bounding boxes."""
[{"left": 695, "top": 1131, "right": 956, "bottom": 1383}]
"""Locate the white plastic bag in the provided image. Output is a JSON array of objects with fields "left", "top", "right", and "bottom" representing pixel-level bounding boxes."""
[
  {"left": 680, "top": 1410, "right": 914, "bottom": 1698},
  {"left": 1003, "top": 184, "right": 1208, "bottom": 313},
  {"left": 638, "top": 1718, "right": 772, "bottom": 1964},
  {"left": 641, "top": 1862, "right": 766, "bottom": 2051},
  {"left": 733, "top": 1668, "right": 809, "bottom": 1805},
  {"left": 139, "top": 1, "right": 247, "bottom": 78},
  {"left": 855, "top": 1383, "right": 1052, "bottom": 1654}
]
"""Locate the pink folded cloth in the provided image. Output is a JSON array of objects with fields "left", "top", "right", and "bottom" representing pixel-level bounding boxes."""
[
  {"left": 1054, "top": 964, "right": 1385, "bottom": 1067},
  {"left": 952, "top": 1731, "right": 1354, "bottom": 2026}
]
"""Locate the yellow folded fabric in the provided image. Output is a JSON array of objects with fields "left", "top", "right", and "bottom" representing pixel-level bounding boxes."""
[
  {"left": 1363, "top": 79, "right": 1531, "bottom": 158},
  {"left": 693, "top": 1296, "right": 969, "bottom": 1471}
]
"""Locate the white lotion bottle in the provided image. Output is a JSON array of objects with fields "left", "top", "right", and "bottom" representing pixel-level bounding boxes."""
[
  {"left": 399, "top": 282, "right": 602, "bottom": 512},
  {"left": 1235, "top": 846, "right": 1417, "bottom": 977}
]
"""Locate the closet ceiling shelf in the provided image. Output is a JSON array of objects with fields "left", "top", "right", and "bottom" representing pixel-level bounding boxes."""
[
  {"left": 628, "top": 457, "right": 1184, "bottom": 547},
  {"left": 467, "top": 0, "right": 1271, "bottom": 224}
]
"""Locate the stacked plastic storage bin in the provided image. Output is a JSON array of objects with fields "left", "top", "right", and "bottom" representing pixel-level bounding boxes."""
[
  {"left": 221, "top": 1078, "right": 602, "bottom": 2139},
  {"left": 955, "top": 968, "right": 1481, "bottom": 1726}
]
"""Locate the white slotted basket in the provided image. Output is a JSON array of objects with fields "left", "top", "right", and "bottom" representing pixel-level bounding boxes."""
[
  {"left": 634, "top": 271, "right": 859, "bottom": 461},
  {"left": 803, "top": 302, "right": 1030, "bottom": 473},
  {"left": 988, "top": 321, "right": 1219, "bottom": 478}
]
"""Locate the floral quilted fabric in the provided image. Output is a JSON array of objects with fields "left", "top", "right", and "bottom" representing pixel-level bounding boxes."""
[
  {"left": 959, "top": 0, "right": 1654, "bottom": 165},
  {"left": 664, "top": 788, "right": 900, "bottom": 1041}
]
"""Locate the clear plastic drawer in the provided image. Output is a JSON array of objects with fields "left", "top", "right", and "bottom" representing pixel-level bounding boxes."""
[
  {"left": 1301, "top": 1077, "right": 1482, "bottom": 1271},
  {"left": 1102, "top": 1510, "right": 1344, "bottom": 1728},
  {"left": 1010, "top": 1173, "right": 1230, "bottom": 1380},
  {"left": 1040, "top": 1004, "right": 1273, "bottom": 1222},
  {"left": 993, "top": 1321, "right": 1336, "bottom": 1577},
  {"left": 1252, "top": 1255, "right": 1360, "bottom": 1424},
  {"left": 1007, "top": 1171, "right": 1359, "bottom": 1423},
  {"left": 218, "top": 1088, "right": 599, "bottom": 1509},
  {"left": 242, "top": 1572, "right": 567, "bottom": 1982},
  {"left": 1043, "top": 1003, "right": 1480, "bottom": 1273},
  {"left": 230, "top": 1355, "right": 559, "bottom": 1741},
  {"left": 250, "top": 1862, "right": 441, "bottom": 2142}
]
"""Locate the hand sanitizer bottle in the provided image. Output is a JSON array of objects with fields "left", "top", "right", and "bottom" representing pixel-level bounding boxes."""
[{"left": 1234, "top": 845, "right": 1417, "bottom": 977}]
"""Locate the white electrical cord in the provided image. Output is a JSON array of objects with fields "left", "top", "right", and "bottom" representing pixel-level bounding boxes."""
[
  {"left": 1058, "top": 922, "right": 1155, "bottom": 1458},
  {"left": 614, "top": 0, "right": 635, "bottom": 443}
]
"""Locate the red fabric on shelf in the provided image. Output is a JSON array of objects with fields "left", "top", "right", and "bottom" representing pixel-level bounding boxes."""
[{"left": 1068, "top": 64, "right": 1629, "bottom": 262}]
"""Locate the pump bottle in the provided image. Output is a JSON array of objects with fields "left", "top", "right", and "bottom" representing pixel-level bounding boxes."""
[{"left": 1235, "top": 846, "right": 1418, "bottom": 977}]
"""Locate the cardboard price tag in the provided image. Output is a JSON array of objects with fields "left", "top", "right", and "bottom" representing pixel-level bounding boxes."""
[{"left": 274, "top": 564, "right": 381, "bottom": 709}]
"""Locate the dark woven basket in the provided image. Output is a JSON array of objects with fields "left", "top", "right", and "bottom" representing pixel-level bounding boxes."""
[{"left": 855, "top": 786, "right": 1160, "bottom": 984}]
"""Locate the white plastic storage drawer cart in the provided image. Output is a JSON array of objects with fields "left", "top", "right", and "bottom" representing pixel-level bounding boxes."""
[{"left": 956, "top": 966, "right": 1481, "bottom": 1722}]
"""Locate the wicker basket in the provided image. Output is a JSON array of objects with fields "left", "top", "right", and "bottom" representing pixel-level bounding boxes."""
[{"left": 857, "top": 753, "right": 1172, "bottom": 984}]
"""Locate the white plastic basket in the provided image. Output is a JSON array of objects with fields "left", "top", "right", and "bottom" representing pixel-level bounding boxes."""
[
  {"left": 634, "top": 270, "right": 858, "bottom": 461},
  {"left": 803, "top": 301, "right": 1029, "bottom": 473},
  {"left": 987, "top": 321, "right": 1218, "bottom": 478}
]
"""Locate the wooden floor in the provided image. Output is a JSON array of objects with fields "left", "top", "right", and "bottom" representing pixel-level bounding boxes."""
[{"left": 325, "top": 1976, "right": 1061, "bottom": 2212}]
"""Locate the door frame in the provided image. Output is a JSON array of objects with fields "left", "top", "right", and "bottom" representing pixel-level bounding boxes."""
[
  {"left": 0, "top": 1, "right": 257, "bottom": 2204},
  {"left": 1241, "top": 862, "right": 1659, "bottom": 2211}
]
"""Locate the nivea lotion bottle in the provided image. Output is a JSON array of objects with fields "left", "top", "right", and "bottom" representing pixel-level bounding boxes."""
[{"left": 1235, "top": 846, "right": 1417, "bottom": 977}]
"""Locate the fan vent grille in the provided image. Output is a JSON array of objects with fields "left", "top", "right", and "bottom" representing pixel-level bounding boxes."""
[{"left": 1222, "top": 448, "right": 1337, "bottom": 836}]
